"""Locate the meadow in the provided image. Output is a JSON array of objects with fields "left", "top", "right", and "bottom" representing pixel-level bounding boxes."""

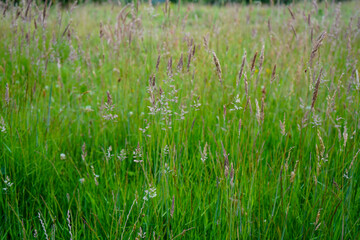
[{"left": 0, "top": 0, "right": 360, "bottom": 239}]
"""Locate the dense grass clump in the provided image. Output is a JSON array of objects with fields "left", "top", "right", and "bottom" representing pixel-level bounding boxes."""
[{"left": 0, "top": 1, "right": 360, "bottom": 239}]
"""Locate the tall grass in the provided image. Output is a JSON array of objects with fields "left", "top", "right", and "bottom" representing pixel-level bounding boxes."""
[{"left": 0, "top": 0, "right": 360, "bottom": 239}]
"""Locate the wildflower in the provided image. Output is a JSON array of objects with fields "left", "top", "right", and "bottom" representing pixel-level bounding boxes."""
[
  {"left": 79, "top": 178, "right": 85, "bottom": 184},
  {"left": 60, "top": 153, "right": 66, "bottom": 160}
]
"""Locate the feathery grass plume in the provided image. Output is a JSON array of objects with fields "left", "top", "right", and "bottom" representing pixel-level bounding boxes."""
[
  {"left": 284, "top": 147, "right": 295, "bottom": 171},
  {"left": 121, "top": 197, "right": 137, "bottom": 240},
  {"left": 245, "top": 95, "right": 253, "bottom": 114},
  {"left": 258, "top": 45, "right": 265, "bottom": 72},
  {"left": 290, "top": 160, "right": 299, "bottom": 183},
  {"left": 312, "top": 0, "right": 319, "bottom": 14},
  {"left": 250, "top": 51, "right": 258, "bottom": 75},
  {"left": 187, "top": 51, "right": 192, "bottom": 72},
  {"left": 314, "top": 209, "right": 321, "bottom": 231},
  {"left": 43, "top": 0, "right": 48, "bottom": 22},
  {"left": 350, "top": 149, "right": 360, "bottom": 170},
  {"left": 230, "top": 163, "right": 234, "bottom": 187},
  {"left": 106, "top": 91, "right": 113, "bottom": 106},
  {"left": 237, "top": 51, "right": 247, "bottom": 87},
  {"left": 170, "top": 195, "right": 175, "bottom": 218},
  {"left": 270, "top": 64, "right": 277, "bottom": 83},
  {"left": 287, "top": 7, "right": 295, "bottom": 20},
  {"left": 311, "top": 68, "right": 323, "bottom": 110},
  {"left": 99, "top": 22, "right": 104, "bottom": 38},
  {"left": 244, "top": 71, "right": 249, "bottom": 99},
  {"left": 256, "top": 45, "right": 265, "bottom": 84},
  {"left": 156, "top": 55, "right": 161, "bottom": 71},
  {"left": 260, "top": 86, "right": 265, "bottom": 124},
  {"left": 200, "top": 142, "right": 208, "bottom": 164},
  {"left": 2, "top": 1, "right": 9, "bottom": 17},
  {"left": 221, "top": 142, "right": 229, "bottom": 177},
  {"left": 149, "top": 74, "right": 156, "bottom": 87},
  {"left": 192, "top": 44, "right": 196, "bottom": 57},
  {"left": 309, "top": 32, "right": 326, "bottom": 68},
  {"left": 291, "top": 25, "right": 297, "bottom": 38},
  {"left": 91, "top": 166, "right": 99, "bottom": 186},
  {"left": 344, "top": 149, "right": 360, "bottom": 178},
  {"left": 133, "top": 142, "right": 143, "bottom": 163},
  {"left": 343, "top": 126, "right": 348, "bottom": 149},
  {"left": 326, "top": 73, "right": 343, "bottom": 115},
  {"left": 255, "top": 99, "right": 261, "bottom": 125},
  {"left": 212, "top": 51, "right": 222, "bottom": 84},
  {"left": 38, "top": 212, "right": 49, "bottom": 240},
  {"left": 67, "top": 210, "right": 73, "bottom": 240},
  {"left": 5, "top": 83, "right": 9, "bottom": 105},
  {"left": 24, "top": 0, "right": 33, "bottom": 19},
  {"left": 267, "top": 18, "right": 272, "bottom": 32},
  {"left": 238, "top": 119, "right": 242, "bottom": 136},
  {"left": 103, "top": 91, "right": 118, "bottom": 121},
  {"left": 316, "top": 130, "right": 327, "bottom": 170},
  {"left": 167, "top": 56, "right": 172, "bottom": 77},
  {"left": 81, "top": 142, "right": 87, "bottom": 162},
  {"left": 279, "top": 114, "right": 286, "bottom": 136},
  {"left": 177, "top": 53, "right": 183, "bottom": 72},
  {"left": 203, "top": 34, "right": 209, "bottom": 50}
]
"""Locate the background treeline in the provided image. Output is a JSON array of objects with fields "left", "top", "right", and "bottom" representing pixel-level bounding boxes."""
[{"left": 0, "top": 0, "right": 350, "bottom": 6}]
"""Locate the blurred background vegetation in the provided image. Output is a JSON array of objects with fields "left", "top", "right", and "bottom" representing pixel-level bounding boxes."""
[{"left": 0, "top": 0, "right": 350, "bottom": 7}]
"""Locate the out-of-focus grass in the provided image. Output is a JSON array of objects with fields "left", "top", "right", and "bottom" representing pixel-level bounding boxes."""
[{"left": 0, "top": 1, "right": 360, "bottom": 239}]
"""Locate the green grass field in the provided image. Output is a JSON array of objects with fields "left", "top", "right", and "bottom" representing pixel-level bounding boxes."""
[{"left": 1, "top": 1, "right": 360, "bottom": 239}]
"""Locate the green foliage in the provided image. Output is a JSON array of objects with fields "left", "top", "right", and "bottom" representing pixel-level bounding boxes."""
[{"left": 0, "top": 1, "right": 360, "bottom": 239}]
